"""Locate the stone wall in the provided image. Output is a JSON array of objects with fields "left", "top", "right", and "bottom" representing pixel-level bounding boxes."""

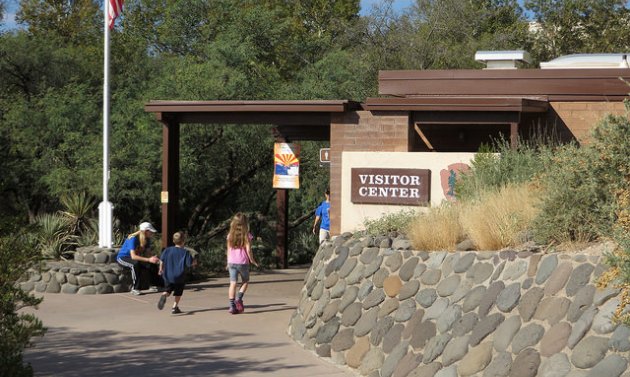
[
  {"left": 288, "top": 234, "right": 630, "bottom": 377},
  {"left": 20, "top": 246, "right": 131, "bottom": 294}
]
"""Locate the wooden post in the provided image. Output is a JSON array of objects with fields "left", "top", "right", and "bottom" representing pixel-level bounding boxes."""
[
  {"left": 272, "top": 127, "right": 290, "bottom": 269},
  {"left": 510, "top": 122, "right": 519, "bottom": 150},
  {"left": 276, "top": 188, "right": 289, "bottom": 269},
  {"left": 161, "top": 117, "right": 180, "bottom": 249}
]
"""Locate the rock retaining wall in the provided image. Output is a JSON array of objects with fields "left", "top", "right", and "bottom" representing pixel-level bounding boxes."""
[
  {"left": 20, "top": 246, "right": 131, "bottom": 294},
  {"left": 288, "top": 234, "right": 630, "bottom": 377}
]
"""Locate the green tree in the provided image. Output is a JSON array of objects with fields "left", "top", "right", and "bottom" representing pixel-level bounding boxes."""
[
  {"left": 0, "top": 232, "right": 46, "bottom": 377},
  {"left": 525, "top": 0, "right": 630, "bottom": 62},
  {"left": 16, "top": 0, "right": 101, "bottom": 45}
]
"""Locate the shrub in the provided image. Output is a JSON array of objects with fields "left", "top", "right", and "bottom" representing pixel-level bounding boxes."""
[
  {"left": 531, "top": 107, "right": 630, "bottom": 245},
  {"left": 288, "top": 226, "right": 319, "bottom": 265},
  {"left": 362, "top": 210, "right": 417, "bottom": 237},
  {"left": 407, "top": 204, "right": 463, "bottom": 251},
  {"left": 33, "top": 213, "right": 75, "bottom": 259},
  {"left": 31, "top": 192, "right": 101, "bottom": 259},
  {"left": 460, "top": 183, "right": 540, "bottom": 250},
  {"left": 59, "top": 192, "right": 98, "bottom": 247},
  {"left": 456, "top": 139, "right": 547, "bottom": 202},
  {"left": 0, "top": 233, "right": 46, "bottom": 377},
  {"left": 593, "top": 104, "right": 630, "bottom": 324}
]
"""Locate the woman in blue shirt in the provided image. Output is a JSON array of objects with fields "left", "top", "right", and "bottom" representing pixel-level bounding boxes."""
[{"left": 116, "top": 222, "right": 161, "bottom": 295}]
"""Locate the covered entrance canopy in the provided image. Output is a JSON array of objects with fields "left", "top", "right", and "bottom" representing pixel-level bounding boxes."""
[
  {"left": 144, "top": 100, "right": 359, "bottom": 267},
  {"left": 363, "top": 96, "right": 550, "bottom": 150}
]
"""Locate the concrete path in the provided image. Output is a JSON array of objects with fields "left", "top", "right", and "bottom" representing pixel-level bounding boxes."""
[{"left": 23, "top": 268, "right": 355, "bottom": 377}]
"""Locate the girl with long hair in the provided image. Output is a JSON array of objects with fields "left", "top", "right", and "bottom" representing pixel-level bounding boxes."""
[{"left": 226, "top": 213, "right": 258, "bottom": 314}]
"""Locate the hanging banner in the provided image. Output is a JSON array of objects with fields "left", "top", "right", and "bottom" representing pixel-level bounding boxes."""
[{"left": 273, "top": 143, "right": 300, "bottom": 189}]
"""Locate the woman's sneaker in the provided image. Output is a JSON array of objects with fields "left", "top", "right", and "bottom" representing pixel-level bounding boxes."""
[
  {"left": 131, "top": 289, "right": 142, "bottom": 296},
  {"left": 235, "top": 299, "right": 244, "bottom": 313}
]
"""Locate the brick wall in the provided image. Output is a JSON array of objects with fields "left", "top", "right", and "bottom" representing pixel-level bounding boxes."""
[
  {"left": 329, "top": 111, "right": 410, "bottom": 234},
  {"left": 550, "top": 102, "right": 627, "bottom": 143}
]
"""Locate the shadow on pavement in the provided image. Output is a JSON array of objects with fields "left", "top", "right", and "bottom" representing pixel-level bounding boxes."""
[
  {"left": 188, "top": 278, "right": 305, "bottom": 292},
  {"left": 182, "top": 303, "right": 293, "bottom": 315},
  {"left": 27, "top": 327, "right": 304, "bottom": 377}
]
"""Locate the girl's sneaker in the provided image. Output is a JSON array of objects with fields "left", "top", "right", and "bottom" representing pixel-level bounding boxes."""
[
  {"left": 235, "top": 299, "right": 244, "bottom": 313},
  {"left": 228, "top": 306, "right": 238, "bottom": 314},
  {"left": 157, "top": 295, "right": 166, "bottom": 310}
]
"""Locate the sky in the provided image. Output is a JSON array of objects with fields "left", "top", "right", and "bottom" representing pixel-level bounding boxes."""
[
  {"left": 0, "top": 0, "right": 415, "bottom": 30},
  {"left": 1, "top": 0, "right": 18, "bottom": 30}
]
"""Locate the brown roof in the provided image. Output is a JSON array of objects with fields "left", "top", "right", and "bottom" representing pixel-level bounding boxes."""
[
  {"left": 363, "top": 96, "right": 549, "bottom": 113},
  {"left": 144, "top": 100, "right": 360, "bottom": 141},
  {"left": 378, "top": 68, "right": 630, "bottom": 101}
]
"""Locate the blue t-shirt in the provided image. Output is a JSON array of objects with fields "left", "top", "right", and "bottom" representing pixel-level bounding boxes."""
[
  {"left": 160, "top": 246, "right": 193, "bottom": 285},
  {"left": 117, "top": 236, "right": 143, "bottom": 259},
  {"left": 316, "top": 201, "right": 331, "bottom": 231}
]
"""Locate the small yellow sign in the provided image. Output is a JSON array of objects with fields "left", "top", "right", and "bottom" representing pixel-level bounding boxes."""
[{"left": 161, "top": 191, "right": 169, "bottom": 204}]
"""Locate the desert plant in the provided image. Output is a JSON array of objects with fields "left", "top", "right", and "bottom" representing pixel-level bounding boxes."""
[
  {"left": 60, "top": 192, "right": 99, "bottom": 247},
  {"left": 593, "top": 102, "right": 630, "bottom": 324},
  {"left": 460, "top": 183, "right": 540, "bottom": 250},
  {"left": 456, "top": 138, "right": 547, "bottom": 202},
  {"left": 74, "top": 217, "right": 99, "bottom": 247},
  {"left": 33, "top": 213, "right": 75, "bottom": 259},
  {"left": 533, "top": 106, "right": 630, "bottom": 246},
  {"left": 288, "top": 227, "right": 319, "bottom": 265},
  {"left": 0, "top": 233, "right": 46, "bottom": 377},
  {"left": 362, "top": 209, "right": 418, "bottom": 237},
  {"left": 407, "top": 203, "right": 463, "bottom": 251}
]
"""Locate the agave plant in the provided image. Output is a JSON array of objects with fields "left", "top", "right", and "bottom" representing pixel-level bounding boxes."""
[
  {"left": 74, "top": 217, "right": 99, "bottom": 247},
  {"left": 60, "top": 192, "right": 97, "bottom": 236},
  {"left": 34, "top": 213, "right": 75, "bottom": 259}
]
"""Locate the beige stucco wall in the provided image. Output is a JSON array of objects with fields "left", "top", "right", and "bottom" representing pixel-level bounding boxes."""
[{"left": 340, "top": 151, "right": 477, "bottom": 233}]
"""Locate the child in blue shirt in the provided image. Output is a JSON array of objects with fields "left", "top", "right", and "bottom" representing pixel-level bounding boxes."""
[
  {"left": 157, "top": 232, "right": 194, "bottom": 314},
  {"left": 312, "top": 188, "right": 331, "bottom": 244}
]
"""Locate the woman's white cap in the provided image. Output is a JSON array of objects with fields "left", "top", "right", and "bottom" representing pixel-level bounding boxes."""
[{"left": 139, "top": 222, "right": 157, "bottom": 232}]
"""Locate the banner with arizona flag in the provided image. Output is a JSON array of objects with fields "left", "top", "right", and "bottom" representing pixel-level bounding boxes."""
[
  {"left": 108, "top": 0, "right": 124, "bottom": 29},
  {"left": 273, "top": 143, "right": 300, "bottom": 189}
]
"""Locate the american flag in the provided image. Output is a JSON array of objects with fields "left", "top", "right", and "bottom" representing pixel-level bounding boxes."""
[{"left": 108, "top": 0, "right": 125, "bottom": 29}]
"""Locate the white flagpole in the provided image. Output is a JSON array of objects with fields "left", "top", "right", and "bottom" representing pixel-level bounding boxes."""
[{"left": 99, "top": 1, "right": 113, "bottom": 248}]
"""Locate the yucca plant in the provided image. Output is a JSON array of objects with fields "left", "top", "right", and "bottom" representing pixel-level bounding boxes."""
[
  {"left": 33, "top": 213, "right": 75, "bottom": 259},
  {"left": 74, "top": 217, "right": 99, "bottom": 247},
  {"left": 60, "top": 192, "right": 97, "bottom": 237}
]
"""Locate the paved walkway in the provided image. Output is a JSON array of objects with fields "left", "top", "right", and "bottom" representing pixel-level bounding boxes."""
[{"left": 24, "top": 268, "right": 355, "bottom": 377}]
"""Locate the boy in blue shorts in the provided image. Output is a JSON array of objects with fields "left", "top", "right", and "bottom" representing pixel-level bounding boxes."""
[
  {"left": 312, "top": 188, "right": 331, "bottom": 244},
  {"left": 157, "top": 232, "right": 194, "bottom": 314}
]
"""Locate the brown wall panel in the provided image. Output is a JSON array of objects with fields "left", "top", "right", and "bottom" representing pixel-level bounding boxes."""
[
  {"left": 549, "top": 102, "right": 627, "bottom": 142},
  {"left": 330, "top": 111, "right": 411, "bottom": 234}
]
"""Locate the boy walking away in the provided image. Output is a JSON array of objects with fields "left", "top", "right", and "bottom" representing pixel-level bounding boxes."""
[
  {"left": 157, "top": 232, "right": 194, "bottom": 314},
  {"left": 226, "top": 213, "right": 259, "bottom": 314},
  {"left": 312, "top": 188, "right": 331, "bottom": 244}
]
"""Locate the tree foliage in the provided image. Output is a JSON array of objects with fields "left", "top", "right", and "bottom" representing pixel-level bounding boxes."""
[
  {"left": 524, "top": 0, "right": 630, "bottom": 62},
  {"left": 0, "top": 0, "right": 629, "bottom": 253},
  {"left": 0, "top": 231, "right": 46, "bottom": 377}
]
